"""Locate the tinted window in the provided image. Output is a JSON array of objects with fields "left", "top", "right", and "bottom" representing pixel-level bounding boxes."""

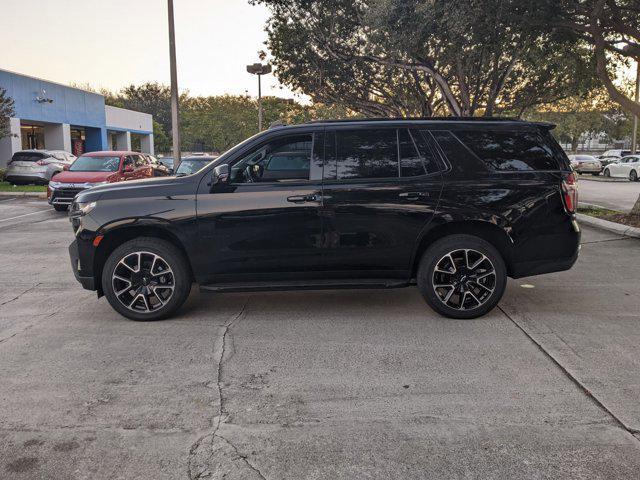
[
  {"left": 134, "top": 155, "right": 147, "bottom": 167},
  {"left": 266, "top": 154, "right": 310, "bottom": 171},
  {"left": 335, "top": 129, "right": 398, "bottom": 180},
  {"left": 454, "top": 130, "right": 559, "bottom": 171},
  {"left": 398, "top": 129, "right": 425, "bottom": 177}
]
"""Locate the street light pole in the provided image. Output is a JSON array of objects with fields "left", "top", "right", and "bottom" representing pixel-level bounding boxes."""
[
  {"left": 246, "top": 63, "right": 272, "bottom": 132},
  {"left": 167, "top": 0, "right": 181, "bottom": 170},
  {"left": 632, "top": 60, "right": 639, "bottom": 154}
]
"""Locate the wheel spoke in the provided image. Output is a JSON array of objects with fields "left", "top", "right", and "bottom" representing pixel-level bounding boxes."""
[
  {"left": 113, "top": 274, "right": 131, "bottom": 284},
  {"left": 458, "top": 291, "right": 468, "bottom": 309},
  {"left": 141, "top": 293, "right": 151, "bottom": 312},
  {"left": 471, "top": 281, "right": 492, "bottom": 293},
  {"left": 475, "top": 271, "right": 495, "bottom": 281},
  {"left": 467, "top": 290, "right": 482, "bottom": 306},
  {"left": 469, "top": 254, "right": 487, "bottom": 270}
]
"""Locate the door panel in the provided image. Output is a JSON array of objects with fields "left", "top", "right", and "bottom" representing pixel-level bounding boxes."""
[
  {"left": 320, "top": 127, "right": 442, "bottom": 278},
  {"left": 194, "top": 130, "right": 324, "bottom": 284}
]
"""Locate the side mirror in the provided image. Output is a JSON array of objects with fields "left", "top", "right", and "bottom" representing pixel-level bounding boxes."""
[
  {"left": 63, "top": 165, "right": 70, "bottom": 171},
  {"left": 212, "top": 164, "right": 229, "bottom": 184},
  {"left": 124, "top": 165, "right": 134, "bottom": 173}
]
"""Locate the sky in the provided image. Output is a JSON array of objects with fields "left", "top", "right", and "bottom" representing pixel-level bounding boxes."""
[{"left": 0, "top": 0, "right": 300, "bottom": 100}]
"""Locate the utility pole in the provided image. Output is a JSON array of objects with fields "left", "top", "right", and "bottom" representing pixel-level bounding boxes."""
[
  {"left": 632, "top": 60, "right": 639, "bottom": 154},
  {"left": 168, "top": 0, "right": 181, "bottom": 170},
  {"left": 246, "top": 63, "right": 272, "bottom": 132}
]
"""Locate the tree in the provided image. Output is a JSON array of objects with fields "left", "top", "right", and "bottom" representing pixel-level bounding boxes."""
[
  {"left": 0, "top": 88, "right": 15, "bottom": 138},
  {"left": 254, "top": 0, "right": 597, "bottom": 117},
  {"left": 542, "top": 0, "right": 640, "bottom": 117},
  {"left": 526, "top": 87, "right": 624, "bottom": 151},
  {"left": 152, "top": 120, "right": 171, "bottom": 154}
]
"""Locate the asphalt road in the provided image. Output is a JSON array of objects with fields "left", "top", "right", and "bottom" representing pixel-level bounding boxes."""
[
  {"left": 578, "top": 177, "right": 640, "bottom": 212},
  {"left": 1, "top": 197, "right": 640, "bottom": 479}
]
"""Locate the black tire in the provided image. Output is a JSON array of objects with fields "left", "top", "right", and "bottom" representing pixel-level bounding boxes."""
[
  {"left": 417, "top": 234, "right": 507, "bottom": 319},
  {"left": 604, "top": 168, "right": 611, "bottom": 177},
  {"left": 630, "top": 170, "right": 638, "bottom": 182},
  {"left": 591, "top": 172, "right": 600, "bottom": 176},
  {"left": 101, "top": 237, "right": 192, "bottom": 321},
  {"left": 53, "top": 204, "right": 68, "bottom": 212}
]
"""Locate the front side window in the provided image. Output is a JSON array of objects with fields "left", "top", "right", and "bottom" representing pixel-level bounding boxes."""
[
  {"left": 69, "top": 155, "right": 121, "bottom": 172},
  {"left": 134, "top": 155, "right": 147, "bottom": 167},
  {"left": 231, "top": 134, "right": 312, "bottom": 183},
  {"left": 454, "top": 130, "right": 559, "bottom": 171}
]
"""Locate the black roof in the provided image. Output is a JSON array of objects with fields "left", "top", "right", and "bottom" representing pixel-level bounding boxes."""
[{"left": 297, "top": 117, "right": 555, "bottom": 129}]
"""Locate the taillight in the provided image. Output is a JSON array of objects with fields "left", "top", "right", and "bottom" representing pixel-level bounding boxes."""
[
  {"left": 561, "top": 172, "right": 578, "bottom": 213},
  {"left": 36, "top": 160, "right": 48, "bottom": 166}
]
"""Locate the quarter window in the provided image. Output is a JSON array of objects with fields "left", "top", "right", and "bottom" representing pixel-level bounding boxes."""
[
  {"left": 453, "top": 130, "right": 559, "bottom": 171},
  {"left": 335, "top": 129, "right": 398, "bottom": 180}
]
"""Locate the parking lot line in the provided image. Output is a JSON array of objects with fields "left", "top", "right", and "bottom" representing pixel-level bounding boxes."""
[{"left": 0, "top": 209, "right": 53, "bottom": 223}]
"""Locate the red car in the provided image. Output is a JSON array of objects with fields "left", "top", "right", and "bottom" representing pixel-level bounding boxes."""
[{"left": 48, "top": 151, "right": 161, "bottom": 211}]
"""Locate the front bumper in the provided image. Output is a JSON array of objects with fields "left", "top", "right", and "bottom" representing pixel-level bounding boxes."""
[
  {"left": 49, "top": 186, "right": 88, "bottom": 206},
  {"left": 68, "top": 238, "right": 97, "bottom": 291}
]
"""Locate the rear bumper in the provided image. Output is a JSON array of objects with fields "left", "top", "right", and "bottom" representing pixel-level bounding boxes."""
[
  {"left": 68, "top": 239, "right": 97, "bottom": 291},
  {"left": 6, "top": 173, "right": 48, "bottom": 184}
]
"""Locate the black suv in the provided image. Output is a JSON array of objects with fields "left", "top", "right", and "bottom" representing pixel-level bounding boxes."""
[{"left": 68, "top": 119, "right": 580, "bottom": 321}]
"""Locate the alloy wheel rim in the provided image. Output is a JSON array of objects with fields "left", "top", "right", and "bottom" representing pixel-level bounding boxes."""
[
  {"left": 432, "top": 248, "right": 496, "bottom": 311},
  {"left": 112, "top": 251, "right": 175, "bottom": 313}
]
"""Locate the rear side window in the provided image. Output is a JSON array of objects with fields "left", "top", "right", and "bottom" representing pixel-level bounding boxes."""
[
  {"left": 336, "top": 129, "right": 398, "bottom": 180},
  {"left": 453, "top": 130, "right": 559, "bottom": 171}
]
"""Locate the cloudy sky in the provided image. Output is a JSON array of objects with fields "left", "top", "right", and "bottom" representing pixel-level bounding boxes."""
[{"left": 0, "top": 0, "right": 298, "bottom": 99}]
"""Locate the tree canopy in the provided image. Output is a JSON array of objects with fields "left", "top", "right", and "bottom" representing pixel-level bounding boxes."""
[{"left": 254, "top": 0, "right": 599, "bottom": 117}]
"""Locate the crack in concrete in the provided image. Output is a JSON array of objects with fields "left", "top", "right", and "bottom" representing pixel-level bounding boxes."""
[
  {"left": 218, "top": 433, "right": 267, "bottom": 480},
  {"left": 0, "top": 324, "right": 34, "bottom": 345},
  {"left": 187, "top": 297, "right": 263, "bottom": 480},
  {"left": 580, "top": 237, "right": 635, "bottom": 245},
  {"left": 498, "top": 305, "right": 640, "bottom": 439},
  {"left": 0, "top": 283, "right": 41, "bottom": 306}
]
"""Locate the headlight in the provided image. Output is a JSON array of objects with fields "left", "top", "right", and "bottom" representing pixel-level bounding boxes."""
[
  {"left": 48, "top": 181, "right": 61, "bottom": 189},
  {"left": 69, "top": 201, "right": 97, "bottom": 218}
]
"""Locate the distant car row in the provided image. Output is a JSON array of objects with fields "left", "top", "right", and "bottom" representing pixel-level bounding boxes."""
[
  {"left": 568, "top": 150, "right": 640, "bottom": 181},
  {"left": 46, "top": 151, "right": 216, "bottom": 211}
]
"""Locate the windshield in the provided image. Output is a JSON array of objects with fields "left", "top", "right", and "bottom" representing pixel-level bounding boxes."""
[
  {"left": 70, "top": 155, "right": 121, "bottom": 172},
  {"left": 175, "top": 159, "right": 212, "bottom": 175}
]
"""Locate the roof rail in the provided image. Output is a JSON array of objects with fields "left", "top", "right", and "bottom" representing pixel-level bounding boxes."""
[{"left": 303, "top": 116, "right": 526, "bottom": 124}]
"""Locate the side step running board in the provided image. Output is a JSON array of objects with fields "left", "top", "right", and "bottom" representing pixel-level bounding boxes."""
[{"left": 200, "top": 279, "right": 409, "bottom": 293}]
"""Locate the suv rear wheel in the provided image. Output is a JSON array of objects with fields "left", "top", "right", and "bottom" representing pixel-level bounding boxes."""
[
  {"left": 417, "top": 234, "right": 507, "bottom": 319},
  {"left": 101, "top": 237, "right": 191, "bottom": 321}
]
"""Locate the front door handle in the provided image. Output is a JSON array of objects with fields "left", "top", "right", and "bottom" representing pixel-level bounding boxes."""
[
  {"left": 398, "top": 191, "right": 429, "bottom": 200},
  {"left": 287, "top": 194, "right": 318, "bottom": 203}
]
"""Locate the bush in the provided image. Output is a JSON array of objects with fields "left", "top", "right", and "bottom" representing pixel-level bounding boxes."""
[{"left": 0, "top": 168, "right": 6, "bottom": 182}]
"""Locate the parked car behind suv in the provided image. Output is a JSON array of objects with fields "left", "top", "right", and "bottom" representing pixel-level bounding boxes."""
[
  {"left": 49, "top": 151, "right": 157, "bottom": 211},
  {"left": 68, "top": 118, "right": 580, "bottom": 321},
  {"left": 568, "top": 154, "right": 602, "bottom": 175},
  {"left": 6, "top": 149, "right": 76, "bottom": 185},
  {"left": 603, "top": 155, "right": 640, "bottom": 181},
  {"left": 599, "top": 149, "right": 631, "bottom": 168}
]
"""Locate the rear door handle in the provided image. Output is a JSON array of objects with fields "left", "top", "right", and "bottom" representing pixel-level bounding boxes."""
[
  {"left": 287, "top": 194, "right": 318, "bottom": 203},
  {"left": 398, "top": 191, "right": 429, "bottom": 200}
]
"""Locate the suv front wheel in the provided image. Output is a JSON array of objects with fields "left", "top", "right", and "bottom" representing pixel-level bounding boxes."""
[
  {"left": 417, "top": 234, "right": 507, "bottom": 319},
  {"left": 102, "top": 237, "right": 192, "bottom": 321}
]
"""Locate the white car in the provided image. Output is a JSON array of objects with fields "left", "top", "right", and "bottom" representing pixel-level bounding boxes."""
[
  {"left": 568, "top": 154, "right": 602, "bottom": 175},
  {"left": 603, "top": 155, "right": 640, "bottom": 181},
  {"left": 5, "top": 149, "right": 76, "bottom": 185}
]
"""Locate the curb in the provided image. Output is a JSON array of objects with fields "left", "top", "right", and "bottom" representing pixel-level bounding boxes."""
[
  {"left": 0, "top": 191, "right": 47, "bottom": 199},
  {"left": 576, "top": 213, "right": 640, "bottom": 239}
]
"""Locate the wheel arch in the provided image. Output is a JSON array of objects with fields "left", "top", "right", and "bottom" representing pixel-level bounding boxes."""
[
  {"left": 93, "top": 223, "right": 194, "bottom": 296},
  {"left": 411, "top": 220, "right": 515, "bottom": 278}
]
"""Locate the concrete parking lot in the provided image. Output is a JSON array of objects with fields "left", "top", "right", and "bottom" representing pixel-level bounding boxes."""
[
  {"left": 578, "top": 176, "right": 640, "bottom": 212},
  {"left": 1, "top": 197, "right": 640, "bottom": 479}
]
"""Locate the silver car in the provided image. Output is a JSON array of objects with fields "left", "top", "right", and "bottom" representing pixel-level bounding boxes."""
[
  {"left": 568, "top": 154, "right": 602, "bottom": 175},
  {"left": 5, "top": 150, "right": 76, "bottom": 185}
]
